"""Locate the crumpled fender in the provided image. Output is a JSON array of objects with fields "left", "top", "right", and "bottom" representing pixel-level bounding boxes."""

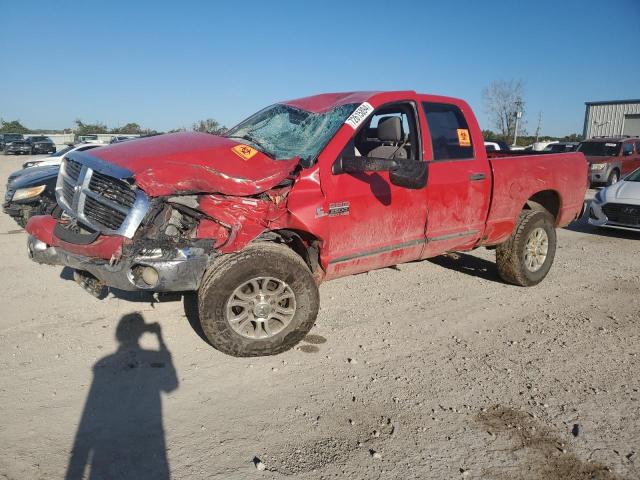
[{"left": 196, "top": 194, "right": 289, "bottom": 253}]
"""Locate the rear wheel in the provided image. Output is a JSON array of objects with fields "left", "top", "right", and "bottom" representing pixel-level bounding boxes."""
[
  {"left": 197, "top": 243, "right": 320, "bottom": 357},
  {"left": 496, "top": 210, "right": 557, "bottom": 286},
  {"left": 606, "top": 170, "right": 619, "bottom": 186}
]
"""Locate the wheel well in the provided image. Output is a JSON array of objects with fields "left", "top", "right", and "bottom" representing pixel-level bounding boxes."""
[
  {"left": 255, "top": 229, "right": 322, "bottom": 275},
  {"left": 525, "top": 190, "right": 560, "bottom": 219}
]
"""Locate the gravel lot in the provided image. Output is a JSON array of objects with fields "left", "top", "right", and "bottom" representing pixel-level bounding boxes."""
[{"left": 0, "top": 154, "right": 638, "bottom": 480}]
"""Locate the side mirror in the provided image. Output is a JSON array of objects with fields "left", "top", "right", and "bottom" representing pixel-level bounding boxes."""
[{"left": 332, "top": 156, "right": 428, "bottom": 190}]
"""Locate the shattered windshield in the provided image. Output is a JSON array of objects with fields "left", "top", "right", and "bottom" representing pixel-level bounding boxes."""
[
  {"left": 225, "top": 103, "right": 358, "bottom": 162},
  {"left": 577, "top": 141, "right": 620, "bottom": 156}
]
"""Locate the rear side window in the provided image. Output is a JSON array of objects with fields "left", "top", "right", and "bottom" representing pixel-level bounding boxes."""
[
  {"left": 623, "top": 143, "right": 633, "bottom": 155},
  {"left": 422, "top": 102, "right": 474, "bottom": 160},
  {"left": 636, "top": 142, "right": 640, "bottom": 153}
]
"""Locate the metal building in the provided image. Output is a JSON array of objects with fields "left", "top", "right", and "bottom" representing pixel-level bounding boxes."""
[{"left": 583, "top": 99, "right": 640, "bottom": 139}]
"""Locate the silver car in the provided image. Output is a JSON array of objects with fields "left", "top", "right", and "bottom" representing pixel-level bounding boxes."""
[{"left": 589, "top": 167, "right": 640, "bottom": 231}]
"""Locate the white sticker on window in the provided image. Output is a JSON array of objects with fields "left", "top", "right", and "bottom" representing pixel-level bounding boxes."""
[
  {"left": 345, "top": 102, "right": 374, "bottom": 129},
  {"left": 605, "top": 143, "right": 617, "bottom": 147}
]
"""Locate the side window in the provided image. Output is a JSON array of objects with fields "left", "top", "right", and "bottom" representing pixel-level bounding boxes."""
[
  {"left": 635, "top": 142, "right": 640, "bottom": 154},
  {"left": 623, "top": 143, "right": 633, "bottom": 155},
  {"left": 351, "top": 103, "right": 420, "bottom": 160},
  {"left": 422, "top": 102, "right": 474, "bottom": 160}
]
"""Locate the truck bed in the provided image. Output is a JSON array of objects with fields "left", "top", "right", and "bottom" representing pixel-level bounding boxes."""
[{"left": 483, "top": 152, "right": 588, "bottom": 245}]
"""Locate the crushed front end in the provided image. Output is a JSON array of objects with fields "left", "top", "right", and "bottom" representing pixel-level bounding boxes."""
[{"left": 26, "top": 152, "right": 230, "bottom": 296}]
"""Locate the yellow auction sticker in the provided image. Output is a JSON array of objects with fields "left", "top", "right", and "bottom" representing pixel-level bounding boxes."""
[
  {"left": 231, "top": 144, "right": 258, "bottom": 160},
  {"left": 456, "top": 129, "right": 471, "bottom": 147}
]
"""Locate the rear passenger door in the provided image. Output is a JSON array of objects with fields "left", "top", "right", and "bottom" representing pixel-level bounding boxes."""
[{"left": 419, "top": 101, "right": 491, "bottom": 257}]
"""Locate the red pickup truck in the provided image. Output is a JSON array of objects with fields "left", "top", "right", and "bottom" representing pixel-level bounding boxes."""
[{"left": 26, "top": 91, "right": 588, "bottom": 357}]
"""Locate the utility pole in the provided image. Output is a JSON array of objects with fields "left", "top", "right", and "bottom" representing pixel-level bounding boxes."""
[
  {"left": 535, "top": 111, "right": 543, "bottom": 142},
  {"left": 512, "top": 100, "right": 523, "bottom": 147}
]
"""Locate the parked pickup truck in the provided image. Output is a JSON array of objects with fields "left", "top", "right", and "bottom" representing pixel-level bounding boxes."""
[{"left": 25, "top": 91, "right": 588, "bottom": 357}]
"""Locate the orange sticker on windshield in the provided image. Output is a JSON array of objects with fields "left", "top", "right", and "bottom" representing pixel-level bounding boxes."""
[
  {"left": 231, "top": 144, "right": 258, "bottom": 160},
  {"left": 457, "top": 129, "right": 471, "bottom": 147}
]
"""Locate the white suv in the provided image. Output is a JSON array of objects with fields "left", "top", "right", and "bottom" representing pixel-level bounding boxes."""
[{"left": 22, "top": 143, "right": 104, "bottom": 169}]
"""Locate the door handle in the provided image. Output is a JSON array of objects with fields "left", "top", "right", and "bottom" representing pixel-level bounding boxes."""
[{"left": 469, "top": 173, "right": 486, "bottom": 181}]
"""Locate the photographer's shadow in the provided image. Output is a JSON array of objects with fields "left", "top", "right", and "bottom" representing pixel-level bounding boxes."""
[{"left": 66, "top": 313, "right": 178, "bottom": 480}]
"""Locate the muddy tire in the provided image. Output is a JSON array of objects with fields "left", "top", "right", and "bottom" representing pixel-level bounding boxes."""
[
  {"left": 197, "top": 243, "right": 320, "bottom": 357},
  {"left": 496, "top": 210, "right": 557, "bottom": 287}
]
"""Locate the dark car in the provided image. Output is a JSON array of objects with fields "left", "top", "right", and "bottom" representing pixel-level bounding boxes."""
[
  {"left": 4, "top": 139, "right": 32, "bottom": 155},
  {"left": 0, "top": 133, "right": 25, "bottom": 150},
  {"left": 3, "top": 165, "right": 59, "bottom": 227},
  {"left": 577, "top": 136, "right": 640, "bottom": 186},
  {"left": 25, "top": 136, "right": 57, "bottom": 154}
]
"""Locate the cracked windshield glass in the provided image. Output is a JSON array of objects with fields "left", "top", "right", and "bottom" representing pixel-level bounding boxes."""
[{"left": 225, "top": 103, "right": 357, "bottom": 162}]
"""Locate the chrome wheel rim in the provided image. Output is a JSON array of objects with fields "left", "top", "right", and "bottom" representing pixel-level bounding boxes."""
[
  {"left": 524, "top": 227, "right": 549, "bottom": 272},
  {"left": 225, "top": 277, "right": 296, "bottom": 339}
]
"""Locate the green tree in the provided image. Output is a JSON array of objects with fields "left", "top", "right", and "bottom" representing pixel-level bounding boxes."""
[
  {"left": 0, "top": 119, "right": 30, "bottom": 134},
  {"left": 560, "top": 133, "right": 582, "bottom": 142},
  {"left": 192, "top": 119, "right": 227, "bottom": 135},
  {"left": 111, "top": 123, "right": 143, "bottom": 134},
  {"left": 482, "top": 129, "right": 499, "bottom": 140},
  {"left": 74, "top": 119, "right": 108, "bottom": 136}
]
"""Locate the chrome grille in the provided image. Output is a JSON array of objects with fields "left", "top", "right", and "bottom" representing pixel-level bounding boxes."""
[
  {"left": 65, "top": 158, "right": 82, "bottom": 181},
  {"left": 84, "top": 195, "right": 128, "bottom": 230},
  {"left": 56, "top": 155, "right": 149, "bottom": 238},
  {"left": 61, "top": 177, "right": 75, "bottom": 205},
  {"left": 88, "top": 171, "right": 136, "bottom": 209}
]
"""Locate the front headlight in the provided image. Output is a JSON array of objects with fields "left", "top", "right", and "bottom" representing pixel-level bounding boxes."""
[
  {"left": 12, "top": 185, "right": 46, "bottom": 201},
  {"left": 591, "top": 163, "right": 607, "bottom": 171}
]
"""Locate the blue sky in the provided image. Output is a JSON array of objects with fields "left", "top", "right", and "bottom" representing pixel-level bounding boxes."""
[{"left": 1, "top": 0, "right": 638, "bottom": 136}]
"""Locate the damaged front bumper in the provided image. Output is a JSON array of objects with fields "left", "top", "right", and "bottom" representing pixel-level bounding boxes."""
[{"left": 28, "top": 235, "right": 210, "bottom": 292}]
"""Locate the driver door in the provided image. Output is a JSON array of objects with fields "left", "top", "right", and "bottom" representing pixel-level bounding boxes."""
[{"left": 320, "top": 101, "right": 428, "bottom": 280}]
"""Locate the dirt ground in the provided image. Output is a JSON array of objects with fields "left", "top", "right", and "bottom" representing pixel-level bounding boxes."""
[{"left": 0, "top": 154, "right": 638, "bottom": 480}]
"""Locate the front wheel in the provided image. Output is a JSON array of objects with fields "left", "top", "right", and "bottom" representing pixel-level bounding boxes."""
[
  {"left": 496, "top": 210, "right": 557, "bottom": 286},
  {"left": 197, "top": 243, "right": 320, "bottom": 357}
]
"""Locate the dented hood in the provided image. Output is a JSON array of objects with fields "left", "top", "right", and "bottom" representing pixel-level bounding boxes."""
[{"left": 81, "top": 132, "right": 299, "bottom": 197}]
